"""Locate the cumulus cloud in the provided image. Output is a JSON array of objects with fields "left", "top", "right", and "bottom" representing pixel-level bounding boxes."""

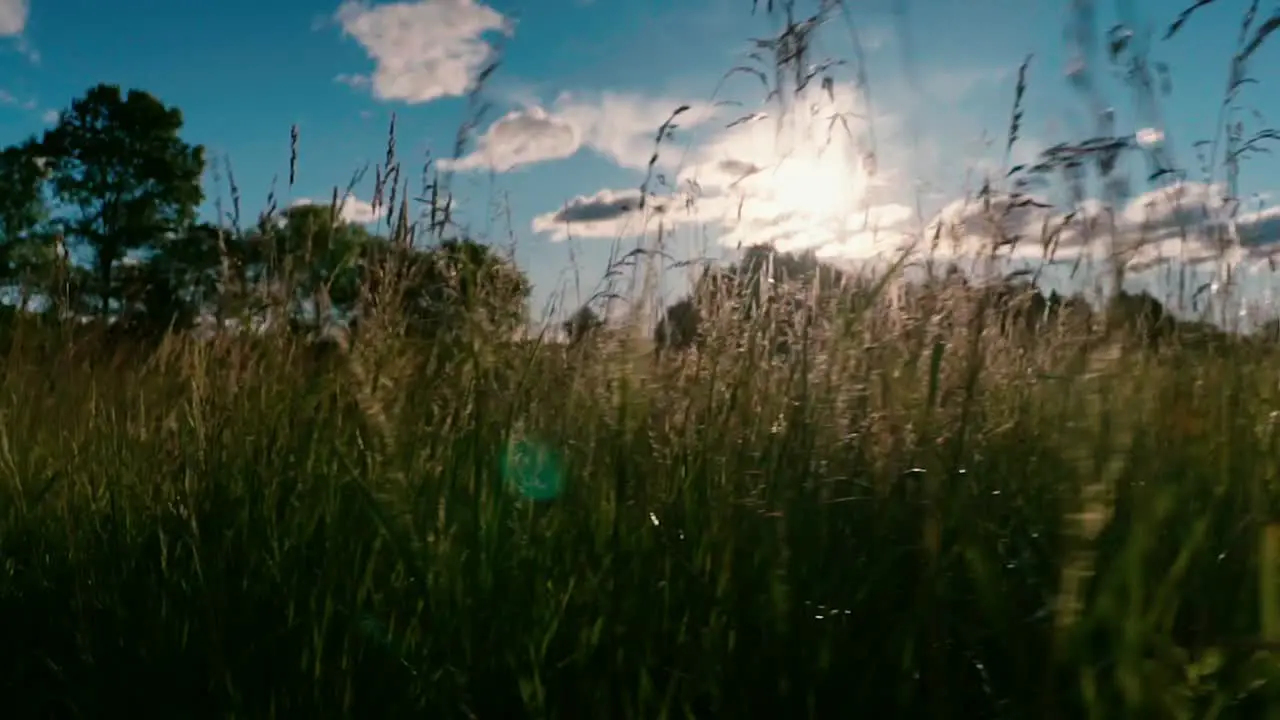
[
  {"left": 920, "top": 181, "right": 1280, "bottom": 275},
  {"left": 528, "top": 81, "right": 915, "bottom": 246},
  {"left": 0, "top": 0, "right": 27, "bottom": 36},
  {"left": 1238, "top": 206, "right": 1280, "bottom": 252},
  {"left": 531, "top": 189, "right": 681, "bottom": 241},
  {"left": 524, "top": 74, "right": 1280, "bottom": 281},
  {"left": 445, "top": 106, "right": 578, "bottom": 172},
  {"left": 535, "top": 166, "right": 1280, "bottom": 278},
  {"left": 555, "top": 92, "right": 716, "bottom": 169},
  {"left": 1117, "top": 183, "right": 1280, "bottom": 268},
  {"left": 444, "top": 92, "right": 715, "bottom": 172},
  {"left": 291, "top": 193, "right": 385, "bottom": 225},
  {"left": 334, "top": 0, "right": 511, "bottom": 104}
]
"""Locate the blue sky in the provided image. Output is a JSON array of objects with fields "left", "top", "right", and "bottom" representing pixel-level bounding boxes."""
[{"left": 3, "top": 0, "right": 1280, "bottom": 321}]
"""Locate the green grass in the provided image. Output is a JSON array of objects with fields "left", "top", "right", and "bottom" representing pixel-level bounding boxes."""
[
  {"left": 4, "top": 286, "right": 1280, "bottom": 718},
  {"left": 4, "top": 0, "right": 1278, "bottom": 714}
]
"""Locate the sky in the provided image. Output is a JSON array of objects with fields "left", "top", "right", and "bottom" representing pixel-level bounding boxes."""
[{"left": 3, "top": 0, "right": 1280, "bottom": 322}]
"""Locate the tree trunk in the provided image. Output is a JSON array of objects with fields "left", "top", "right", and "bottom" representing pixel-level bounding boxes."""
[{"left": 99, "top": 249, "right": 116, "bottom": 318}]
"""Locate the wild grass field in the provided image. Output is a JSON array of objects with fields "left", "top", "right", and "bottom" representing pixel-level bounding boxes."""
[
  {"left": 7, "top": 246, "right": 1280, "bottom": 719},
  {"left": 6, "top": 0, "right": 1280, "bottom": 717}
]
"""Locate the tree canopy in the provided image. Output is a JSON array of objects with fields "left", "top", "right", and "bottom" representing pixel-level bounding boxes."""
[{"left": 0, "top": 83, "right": 533, "bottom": 348}]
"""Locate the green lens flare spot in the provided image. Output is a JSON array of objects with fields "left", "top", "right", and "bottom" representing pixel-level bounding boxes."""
[{"left": 502, "top": 437, "right": 563, "bottom": 501}]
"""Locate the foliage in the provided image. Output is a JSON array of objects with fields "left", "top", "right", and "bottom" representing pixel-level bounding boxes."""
[
  {"left": 0, "top": 140, "right": 47, "bottom": 247},
  {"left": 390, "top": 238, "right": 532, "bottom": 341},
  {"left": 247, "top": 203, "right": 381, "bottom": 326},
  {"left": 563, "top": 304, "right": 605, "bottom": 345},
  {"left": 39, "top": 84, "right": 206, "bottom": 316},
  {"left": 654, "top": 296, "right": 700, "bottom": 351},
  {"left": 0, "top": 84, "right": 533, "bottom": 345}
]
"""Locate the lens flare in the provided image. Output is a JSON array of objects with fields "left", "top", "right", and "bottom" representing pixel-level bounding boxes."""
[{"left": 501, "top": 436, "right": 563, "bottom": 501}]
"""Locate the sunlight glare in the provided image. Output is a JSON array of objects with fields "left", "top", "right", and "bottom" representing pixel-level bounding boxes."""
[
  {"left": 724, "top": 120, "right": 880, "bottom": 255},
  {"left": 680, "top": 82, "right": 915, "bottom": 260},
  {"left": 766, "top": 148, "right": 866, "bottom": 225}
]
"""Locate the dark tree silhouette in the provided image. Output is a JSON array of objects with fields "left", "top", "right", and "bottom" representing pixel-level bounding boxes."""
[
  {"left": 378, "top": 238, "right": 531, "bottom": 341},
  {"left": 563, "top": 304, "right": 605, "bottom": 345},
  {"left": 0, "top": 141, "right": 64, "bottom": 307},
  {"left": 39, "top": 84, "right": 205, "bottom": 318},
  {"left": 655, "top": 297, "right": 701, "bottom": 352},
  {"left": 252, "top": 203, "right": 380, "bottom": 327},
  {"left": 115, "top": 222, "right": 234, "bottom": 334},
  {"left": 655, "top": 244, "right": 853, "bottom": 352},
  {"left": 0, "top": 83, "right": 537, "bottom": 351},
  {"left": 0, "top": 141, "right": 46, "bottom": 247}
]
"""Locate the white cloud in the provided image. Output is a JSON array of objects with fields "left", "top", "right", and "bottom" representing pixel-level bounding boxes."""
[
  {"left": 334, "top": 0, "right": 512, "bottom": 104},
  {"left": 291, "top": 193, "right": 385, "bottom": 225},
  {"left": 915, "top": 181, "right": 1280, "bottom": 278},
  {"left": 338, "top": 195, "right": 384, "bottom": 224},
  {"left": 334, "top": 72, "right": 371, "bottom": 89},
  {"left": 40, "top": 108, "right": 55, "bottom": 124},
  {"left": 531, "top": 188, "right": 682, "bottom": 241},
  {"left": 534, "top": 167, "right": 1280, "bottom": 281},
  {"left": 523, "top": 72, "right": 1280, "bottom": 284},
  {"left": 445, "top": 106, "right": 579, "bottom": 172},
  {"left": 0, "top": 0, "right": 27, "bottom": 37},
  {"left": 555, "top": 92, "right": 715, "bottom": 169},
  {"left": 444, "top": 92, "right": 716, "bottom": 172},
  {"left": 529, "top": 81, "right": 913, "bottom": 247},
  {"left": 451, "top": 57, "right": 1006, "bottom": 182}
]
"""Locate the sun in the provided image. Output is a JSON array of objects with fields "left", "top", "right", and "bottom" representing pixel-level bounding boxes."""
[
  {"left": 764, "top": 148, "right": 867, "bottom": 223},
  {"left": 689, "top": 89, "right": 905, "bottom": 257},
  {"left": 719, "top": 135, "right": 877, "bottom": 255},
  {"left": 722, "top": 139, "right": 915, "bottom": 259}
]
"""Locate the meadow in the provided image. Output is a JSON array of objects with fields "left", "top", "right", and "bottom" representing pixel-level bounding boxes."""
[
  {"left": 6, "top": 0, "right": 1280, "bottom": 717},
  {"left": 4, "top": 258, "right": 1280, "bottom": 718}
]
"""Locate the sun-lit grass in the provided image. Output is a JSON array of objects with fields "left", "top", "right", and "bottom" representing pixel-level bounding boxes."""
[
  {"left": 4, "top": 273, "right": 1280, "bottom": 717},
  {"left": 6, "top": 0, "right": 1280, "bottom": 716}
]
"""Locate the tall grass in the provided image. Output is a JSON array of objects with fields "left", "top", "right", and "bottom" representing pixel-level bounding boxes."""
[
  {"left": 6, "top": 0, "right": 1280, "bottom": 717},
  {"left": 3, "top": 265, "right": 1280, "bottom": 717}
]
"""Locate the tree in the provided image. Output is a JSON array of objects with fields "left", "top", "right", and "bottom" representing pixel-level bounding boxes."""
[
  {"left": 655, "top": 245, "right": 853, "bottom": 353},
  {"left": 254, "top": 203, "right": 380, "bottom": 327},
  {"left": 563, "top": 304, "right": 605, "bottom": 345},
  {"left": 654, "top": 297, "right": 700, "bottom": 351},
  {"left": 393, "top": 238, "right": 531, "bottom": 340},
  {"left": 0, "top": 141, "right": 46, "bottom": 246},
  {"left": 40, "top": 84, "right": 205, "bottom": 317},
  {"left": 0, "top": 141, "right": 59, "bottom": 303},
  {"left": 116, "top": 222, "right": 237, "bottom": 334},
  {"left": 1106, "top": 290, "right": 1174, "bottom": 344}
]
